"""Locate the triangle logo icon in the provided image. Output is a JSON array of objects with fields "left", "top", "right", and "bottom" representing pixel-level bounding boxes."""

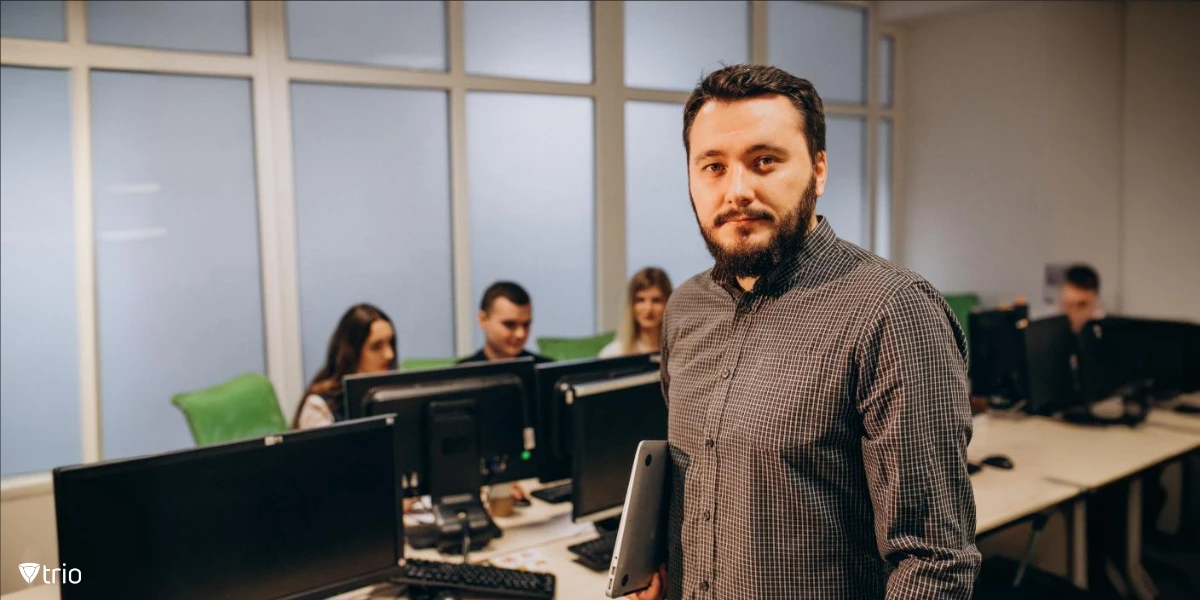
[{"left": 18, "top": 563, "right": 40, "bottom": 584}]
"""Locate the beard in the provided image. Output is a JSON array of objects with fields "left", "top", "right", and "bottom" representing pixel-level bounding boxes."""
[{"left": 695, "top": 176, "right": 818, "bottom": 280}]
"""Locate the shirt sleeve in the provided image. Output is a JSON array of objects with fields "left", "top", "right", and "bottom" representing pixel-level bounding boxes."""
[
  {"left": 597, "top": 339, "right": 622, "bottom": 359},
  {"left": 297, "top": 394, "right": 335, "bottom": 430},
  {"left": 854, "top": 281, "right": 981, "bottom": 600}
]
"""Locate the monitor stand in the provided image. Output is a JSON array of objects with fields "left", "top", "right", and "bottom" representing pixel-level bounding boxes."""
[
  {"left": 426, "top": 399, "right": 501, "bottom": 554},
  {"left": 593, "top": 515, "right": 621, "bottom": 535}
]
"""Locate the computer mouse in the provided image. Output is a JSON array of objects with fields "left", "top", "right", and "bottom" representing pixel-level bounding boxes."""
[
  {"left": 513, "top": 497, "right": 531, "bottom": 508},
  {"left": 967, "top": 463, "right": 982, "bottom": 475},
  {"left": 982, "top": 455, "right": 1014, "bottom": 470}
]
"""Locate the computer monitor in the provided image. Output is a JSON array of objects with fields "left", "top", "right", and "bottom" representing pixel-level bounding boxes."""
[
  {"left": 1077, "top": 317, "right": 1194, "bottom": 403},
  {"left": 1185, "top": 322, "right": 1200, "bottom": 393},
  {"left": 343, "top": 358, "right": 537, "bottom": 551},
  {"left": 571, "top": 370, "right": 667, "bottom": 527},
  {"left": 1022, "top": 315, "right": 1080, "bottom": 416},
  {"left": 969, "top": 305, "right": 1030, "bottom": 403},
  {"left": 533, "top": 354, "right": 660, "bottom": 484},
  {"left": 53, "top": 417, "right": 403, "bottom": 600}
]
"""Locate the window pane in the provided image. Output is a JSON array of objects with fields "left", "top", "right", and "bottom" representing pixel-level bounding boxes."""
[
  {"left": 292, "top": 83, "right": 454, "bottom": 377},
  {"left": 286, "top": 1, "right": 446, "bottom": 71},
  {"left": 91, "top": 71, "right": 263, "bottom": 460},
  {"left": 1, "top": 67, "right": 79, "bottom": 476},
  {"left": 625, "top": 1, "right": 748, "bottom": 92},
  {"left": 880, "top": 35, "right": 895, "bottom": 108},
  {"left": 88, "top": 0, "right": 248, "bottom": 54},
  {"left": 467, "top": 92, "right": 594, "bottom": 349},
  {"left": 768, "top": 1, "right": 866, "bottom": 105},
  {"left": 876, "top": 119, "right": 892, "bottom": 259},
  {"left": 625, "top": 101, "right": 710, "bottom": 285},
  {"left": 821, "top": 116, "right": 867, "bottom": 248},
  {"left": 464, "top": 0, "right": 592, "bottom": 84},
  {"left": 0, "top": 0, "right": 65, "bottom": 41}
]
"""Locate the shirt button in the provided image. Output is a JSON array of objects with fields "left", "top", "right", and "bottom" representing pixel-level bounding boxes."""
[
  {"left": 700, "top": 581, "right": 710, "bottom": 592},
  {"left": 703, "top": 510, "right": 711, "bottom": 522},
  {"left": 720, "top": 368, "right": 730, "bottom": 379},
  {"left": 705, "top": 438, "right": 715, "bottom": 449}
]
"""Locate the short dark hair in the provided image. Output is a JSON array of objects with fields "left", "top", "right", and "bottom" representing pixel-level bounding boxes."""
[
  {"left": 1064, "top": 264, "right": 1100, "bottom": 292},
  {"left": 682, "top": 64, "right": 826, "bottom": 161},
  {"left": 480, "top": 281, "right": 531, "bottom": 313}
]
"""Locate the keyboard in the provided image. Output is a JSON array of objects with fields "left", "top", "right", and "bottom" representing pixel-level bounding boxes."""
[
  {"left": 568, "top": 530, "right": 618, "bottom": 572},
  {"left": 396, "top": 558, "right": 556, "bottom": 600},
  {"left": 531, "top": 481, "right": 573, "bottom": 504}
]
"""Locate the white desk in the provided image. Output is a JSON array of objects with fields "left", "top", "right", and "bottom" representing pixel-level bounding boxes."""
[
  {"left": 969, "top": 414, "right": 1199, "bottom": 490},
  {"left": 970, "top": 413, "right": 1199, "bottom": 598},
  {"left": 1145, "top": 406, "right": 1200, "bottom": 436}
]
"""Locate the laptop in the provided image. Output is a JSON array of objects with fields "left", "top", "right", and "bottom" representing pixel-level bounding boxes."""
[{"left": 606, "top": 440, "right": 671, "bottom": 598}]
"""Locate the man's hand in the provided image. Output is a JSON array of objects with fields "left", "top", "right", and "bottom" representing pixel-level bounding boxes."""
[{"left": 627, "top": 565, "right": 666, "bottom": 600}]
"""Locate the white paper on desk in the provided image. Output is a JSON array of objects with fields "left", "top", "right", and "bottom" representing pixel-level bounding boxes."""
[{"left": 490, "top": 549, "right": 552, "bottom": 572}]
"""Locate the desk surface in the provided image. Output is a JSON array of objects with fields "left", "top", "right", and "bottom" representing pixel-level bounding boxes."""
[
  {"left": 969, "top": 413, "right": 1200, "bottom": 489},
  {"left": 970, "top": 468, "right": 1081, "bottom": 535}
]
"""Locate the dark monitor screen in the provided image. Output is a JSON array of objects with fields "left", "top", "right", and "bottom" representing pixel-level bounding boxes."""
[
  {"left": 571, "top": 370, "right": 668, "bottom": 523},
  {"left": 1185, "top": 323, "right": 1200, "bottom": 393},
  {"left": 1022, "top": 316, "right": 1080, "bottom": 415},
  {"left": 53, "top": 417, "right": 403, "bottom": 600},
  {"left": 533, "top": 354, "right": 659, "bottom": 483},
  {"left": 344, "top": 358, "right": 538, "bottom": 496},
  {"left": 1078, "top": 317, "right": 1194, "bottom": 402},
  {"left": 969, "top": 305, "right": 1029, "bottom": 400}
]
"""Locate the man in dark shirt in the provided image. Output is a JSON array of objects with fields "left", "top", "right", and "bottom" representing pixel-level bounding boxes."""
[
  {"left": 633, "top": 65, "right": 979, "bottom": 600},
  {"left": 459, "top": 281, "right": 551, "bottom": 364}
]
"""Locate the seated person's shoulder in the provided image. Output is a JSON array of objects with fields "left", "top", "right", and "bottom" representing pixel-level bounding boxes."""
[
  {"left": 297, "top": 394, "right": 334, "bottom": 430},
  {"left": 597, "top": 339, "right": 622, "bottom": 358}
]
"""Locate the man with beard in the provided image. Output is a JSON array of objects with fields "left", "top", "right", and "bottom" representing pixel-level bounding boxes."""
[{"left": 631, "top": 65, "right": 979, "bottom": 600}]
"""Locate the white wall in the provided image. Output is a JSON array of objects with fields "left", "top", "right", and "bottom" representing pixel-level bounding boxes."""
[
  {"left": 1120, "top": 1, "right": 1200, "bottom": 322},
  {"left": 900, "top": 1, "right": 1124, "bottom": 313},
  {"left": 900, "top": 0, "right": 1200, "bottom": 323}
]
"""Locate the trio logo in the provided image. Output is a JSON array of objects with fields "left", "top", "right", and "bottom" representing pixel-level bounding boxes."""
[{"left": 17, "top": 563, "right": 81, "bottom": 585}]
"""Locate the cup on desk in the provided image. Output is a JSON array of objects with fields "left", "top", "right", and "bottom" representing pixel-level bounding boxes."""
[{"left": 488, "top": 483, "right": 515, "bottom": 517}]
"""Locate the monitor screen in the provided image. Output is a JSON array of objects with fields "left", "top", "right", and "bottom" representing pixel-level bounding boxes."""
[
  {"left": 1078, "top": 317, "right": 1195, "bottom": 402},
  {"left": 53, "top": 417, "right": 403, "bottom": 600},
  {"left": 968, "top": 306, "right": 1029, "bottom": 400},
  {"left": 571, "top": 371, "right": 667, "bottom": 523},
  {"left": 533, "top": 354, "right": 659, "bottom": 483},
  {"left": 1022, "top": 316, "right": 1079, "bottom": 415},
  {"left": 344, "top": 358, "right": 538, "bottom": 495}
]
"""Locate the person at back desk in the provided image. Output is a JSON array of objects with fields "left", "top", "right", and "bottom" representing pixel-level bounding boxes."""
[
  {"left": 1059, "top": 264, "right": 1104, "bottom": 334},
  {"left": 599, "top": 267, "right": 673, "bottom": 358},
  {"left": 294, "top": 303, "right": 396, "bottom": 430},
  {"left": 459, "top": 281, "right": 551, "bottom": 364}
]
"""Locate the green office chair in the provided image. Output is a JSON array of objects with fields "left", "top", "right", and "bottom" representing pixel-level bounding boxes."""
[
  {"left": 172, "top": 373, "right": 288, "bottom": 446},
  {"left": 536, "top": 332, "right": 616, "bottom": 361},
  {"left": 943, "top": 293, "right": 981, "bottom": 347},
  {"left": 400, "top": 357, "right": 458, "bottom": 372}
]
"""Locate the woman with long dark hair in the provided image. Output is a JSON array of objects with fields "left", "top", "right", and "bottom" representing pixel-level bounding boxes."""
[{"left": 294, "top": 303, "right": 397, "bottom": 429}]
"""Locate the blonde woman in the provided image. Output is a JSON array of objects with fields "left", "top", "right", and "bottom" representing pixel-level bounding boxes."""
[{"left": 600, "top": 267, "right": 673, "bottom": 358}]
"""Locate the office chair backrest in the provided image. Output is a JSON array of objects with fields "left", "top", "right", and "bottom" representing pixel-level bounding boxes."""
[
  {"left": 171, "top": 373, "right": 287, "bottom": 446},
  {"left": 401, "top": 357, "right": 459, "bottom": 372},
  {"left": 536, "top": 332, "right": 616, "bottom": 361}
]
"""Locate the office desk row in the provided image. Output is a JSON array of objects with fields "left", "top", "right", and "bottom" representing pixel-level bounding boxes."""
[{"left": 5, "top": 405, "right": 1197, "bottom": 600}]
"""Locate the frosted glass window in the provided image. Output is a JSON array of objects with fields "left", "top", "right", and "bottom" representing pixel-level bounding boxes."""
[
  {"left": 768, "top": 1, "right": 866, "bottom": 105},
  {"left": 88, "top": 1, "right": 249, "bottom": 54},
  {"left": 625, "top": 1, "right": 748, "bottom": 92},
  {"left": 0, "top": 0, "right": 65, "bottom": 41},
  {"left": 292, "top": 83, "right": 454, "bottom": 378},
  {"left": 286, "top": 1, "right": 446, "bottom": 71},
  {"left": 626, "top": 101, "right": 711, "bottom": 285},
  {"left": 467, "top": 92, "right": 594, "bottom": 349},
  {"left": 464, "top": 1, "right": 592, "bottom": 84},
  {"left": 821, "top": 116, "right": 867, "bottom": 248},
  {"left": 1, "top": 67, "right": 79, "bottom": 476},
  {"left": 875, "top": 119, "right": 892, "bottom": 259},
  {"left": 880, "top": 35, "right": 895, "bottom": 108},
  {"left": 91, "top": 71, "right": 263, "bottom": 460}
]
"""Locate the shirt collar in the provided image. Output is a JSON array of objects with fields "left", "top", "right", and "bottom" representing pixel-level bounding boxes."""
[{"left": 709, "top": 215, "right": 840, "bottom": 299}]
